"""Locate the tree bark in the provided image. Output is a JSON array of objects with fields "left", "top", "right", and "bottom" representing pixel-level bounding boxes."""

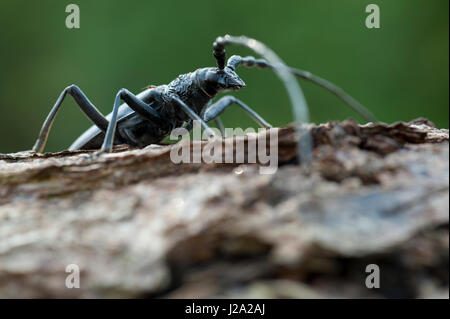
[{"left": 0, "top": 118, "right": 448, "bottom": 298}]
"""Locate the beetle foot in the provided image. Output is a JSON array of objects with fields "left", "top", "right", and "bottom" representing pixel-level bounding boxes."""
[
  {"left": 87, "top": 149, "right": 107, "bottom": 160},
  {"left": 22, "top": 150, "right": 38, "bottom": 155}
]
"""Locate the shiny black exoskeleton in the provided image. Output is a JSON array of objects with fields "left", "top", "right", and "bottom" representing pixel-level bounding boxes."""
[
  {"left": 67, "top": 66, "right": 252, "bottom": 151},
  {"left": 32, "top": 35, "right": 375, "bottom": 154},
  {"left": 32, "top": 55, "right": 270, "bottom": 153}
]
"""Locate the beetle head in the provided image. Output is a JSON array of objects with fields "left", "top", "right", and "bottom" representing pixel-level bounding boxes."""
[{"left": 201, "top": 67, "right": 246, "bottom": 95}]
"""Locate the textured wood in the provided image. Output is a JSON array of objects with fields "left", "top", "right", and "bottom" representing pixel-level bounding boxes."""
[{"left": 0, "top": 119, "right": 448, "bottom": 298}]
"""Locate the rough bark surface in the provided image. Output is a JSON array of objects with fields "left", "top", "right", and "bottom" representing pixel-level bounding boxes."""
[{"left": 0, "top": 118, "right": 448, "bottom": 298}]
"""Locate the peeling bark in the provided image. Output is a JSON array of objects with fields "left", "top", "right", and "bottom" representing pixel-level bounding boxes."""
[{"left": 0, "top": 119, "right": 448, "bottom": 298}]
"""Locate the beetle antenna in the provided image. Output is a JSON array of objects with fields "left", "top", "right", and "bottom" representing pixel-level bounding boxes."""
[
  {"left": 227, "top": 55, "right": 377, "bottom": 122},
  {"left": 213, "top": 35, "right": 313, "bottom": 165},
  {"left": 213, "top": 38, "right": 226, "bottom": 70}
]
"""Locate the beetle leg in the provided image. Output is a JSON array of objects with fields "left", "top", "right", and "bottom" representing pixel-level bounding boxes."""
[
  {"left": 183, "top": 117, "right": 226, "bottom": 137},
  {"left": 203, "top": 96, "right": 272, "bottom": 129},
  {"left": 32, "top": 84, "right": 109, "bottom": 153},
  {"left": 214, "top": 117, "right": 226, "bottom": 137},
  {"left": 100, "top": 88, "right": 168, "bottom": 153},
  {"left": 182, "top": 120, "right": 193, "bottom": 131},
  {"left": 201, "top": 101, "right": 225, "bottom": 137},
  {"left": 171, "top": 96, "right": 216, "bottom": 139}
]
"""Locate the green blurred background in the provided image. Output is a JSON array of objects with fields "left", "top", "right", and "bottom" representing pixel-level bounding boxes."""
[{"left": 0, "top": 0, "right": 448, "bottom": 153}]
